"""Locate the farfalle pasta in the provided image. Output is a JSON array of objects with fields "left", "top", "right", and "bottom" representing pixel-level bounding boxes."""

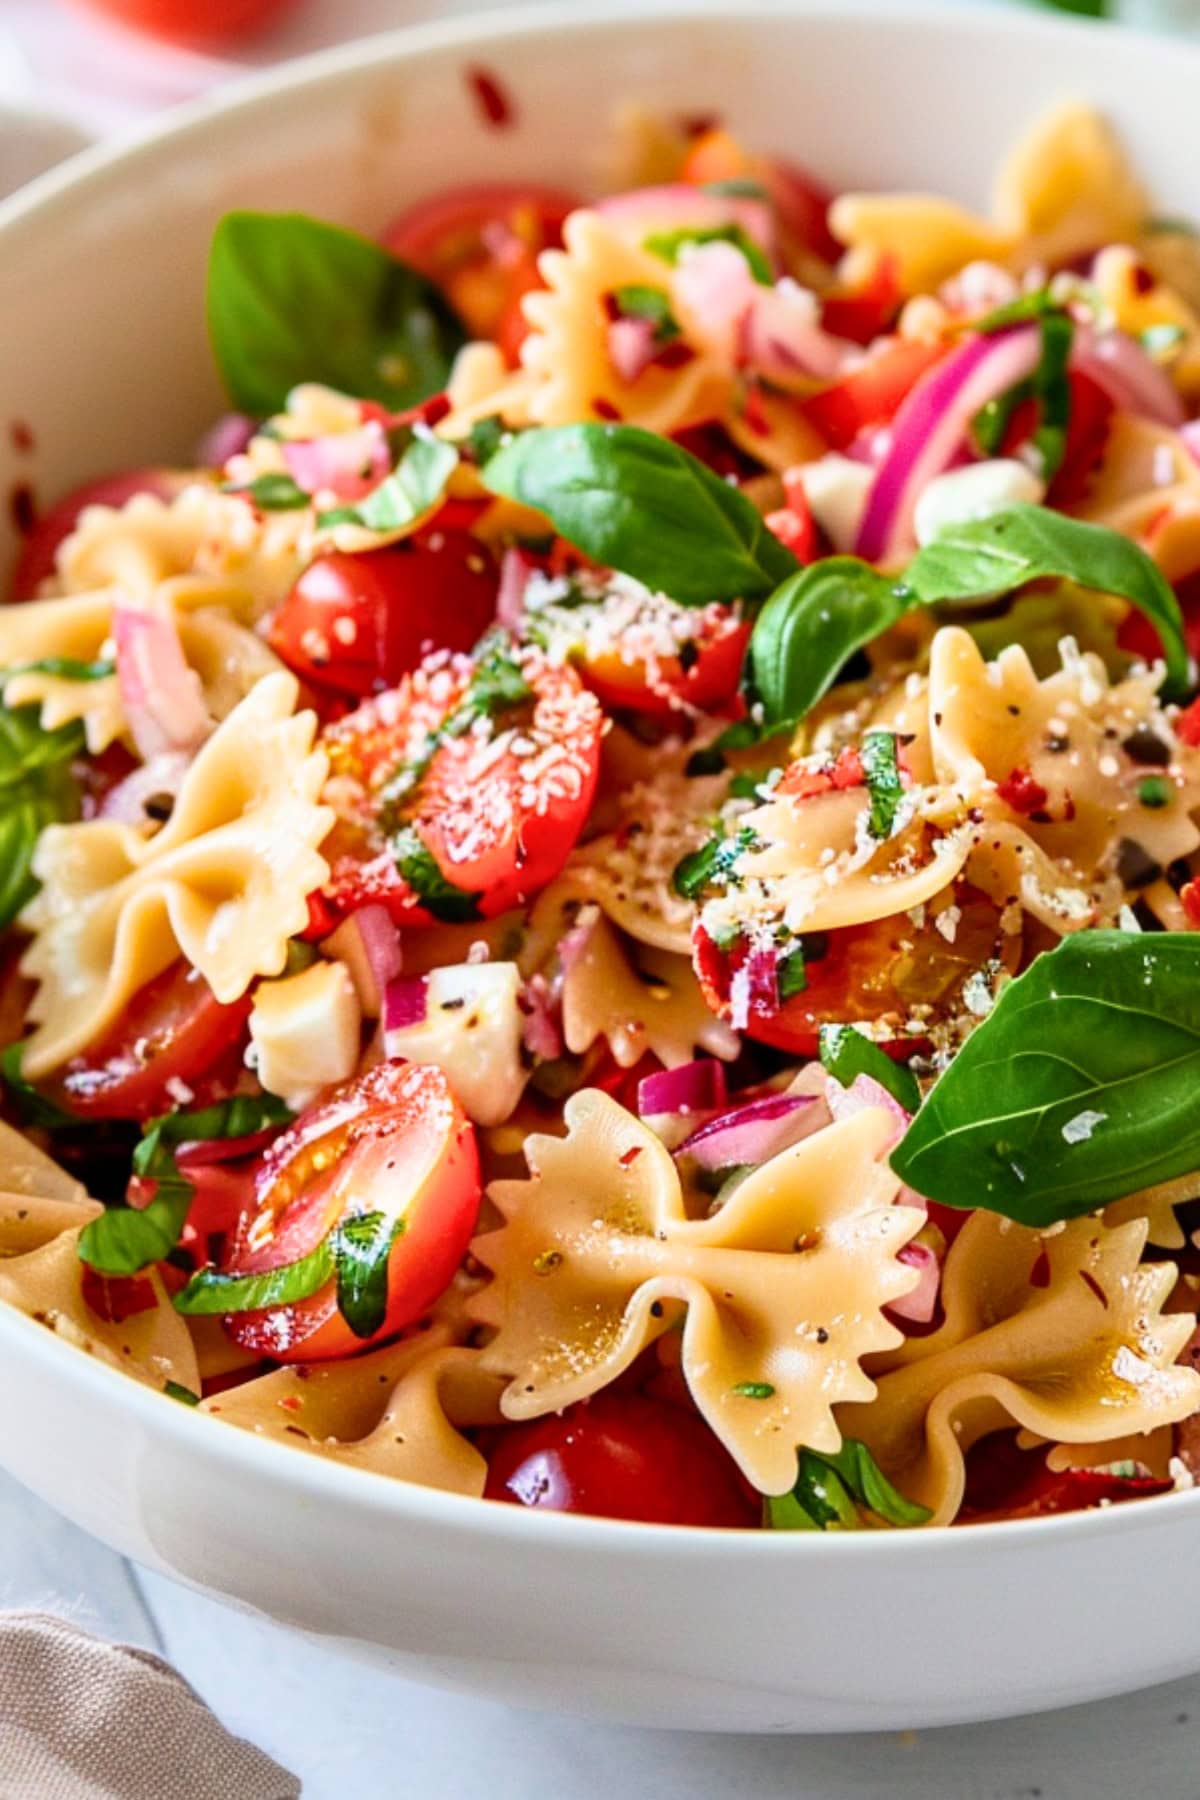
[{"left": 4, "top": 100, "right": 1200, "bottom": 1537}]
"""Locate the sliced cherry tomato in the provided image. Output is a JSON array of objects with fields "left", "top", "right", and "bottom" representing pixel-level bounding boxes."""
[
  {"left": 819, "top": 258, "right": 902, "bottom": 345},
  {"left": 1119, "top": 563, "right": 1200, "bottom": 668},
  {"left": 43, "top": 961, "right": 251, "bottom": 1122},
  {"left": 11, "top": 468, "right": 178, "bottom": 602},
  {"left": 484, "top": 1393, "right": 761, "bottom": 1527},
  {"left": 799, "top": 340, "right": 945, "bottom": 451},
  {"left": 72, "top": 0, "right": 297, "bottom": 46},
  {"left": 960, "top": 1429, "right": 1171, "bottom": 1524},
  {"left": 267, "top": 530, "right": 498, "bottom": 700},
  {"left": 580, "top": 611, "right": 748, "bottom": 718},
  {"left": 223, "top": 1061, "right": 480, "bottom": 1362},
  {"left": 81, "top": 1266, "right": 159, "bottom": 1324},
  {"left": 694, "top": 896, "right": 1015, "bottom": 1057},
  {"left": 765, "top": 473, "right": 817, "bottom": 564},
  {"left": 322, "top": 644, "right": 604, "bottom": 925},
  {"left": 383, "top": 184, "right": 579, "bottom": 360}
]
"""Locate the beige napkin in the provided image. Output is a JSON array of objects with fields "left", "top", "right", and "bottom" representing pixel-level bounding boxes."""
[{"left": 0, "top": 1613, "right": 300, "bottom": 1799}]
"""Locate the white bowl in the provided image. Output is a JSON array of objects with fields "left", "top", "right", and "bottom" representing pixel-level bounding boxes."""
[{"left": 2, "top": 0, "right": 1200, "bottom": 1734}]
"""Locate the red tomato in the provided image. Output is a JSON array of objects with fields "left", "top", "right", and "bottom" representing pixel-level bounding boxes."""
[
  {"left": 322, "top": 646, "right": 604, "bottom": 925},
  {"left": 383, "top": 184, "right": 579, "bottom": 360},
  {"left": 679, "top": 128, "right": 839, "bottom": 264},
  {"left": 694, "top": 896, "right": 1014, "bottom": 1057},
  {"left": 484, "top": 1393, "right": 761, "bottom": 1527},
  {"left": 223, "top": 1062, "right": 480, "bottom": 1362},
  {"left": 44, "top": 961, "right": 250, "bottom": 1122},
  {"left": 960, "top": 1430, "right": 1171, "bottom": 1524},
  {"left": 799, "top": 340, "right": 945, "bottom": 451},
  {"left": 267, "top": 531, "right": 499, "bottom": 699},
  {"left": 819, "top": 259, "right": 902, "bottom": 345},
  {"left": 71, "top": 0, "right": 297, "bottom": 46},
  {"left": 999, "top": 368, "right": 1114, "bottom": 508},
  {"left": 1118, "top": 564, "right": 1200, "bottom": 668},
  {"left": 11, "top": 468, "right": 177, "bottom": 602},
  {"left": 542, "top": 590, "right": 749, "bottom": 720}
]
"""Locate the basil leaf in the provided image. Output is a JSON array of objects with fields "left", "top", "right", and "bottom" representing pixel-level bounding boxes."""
[
  {"left": 860, "top": 730, "right": 904, "bottom": 840},
  {"left": 744, "top": 558, "right": 907, "bottom": 737},
  {"left": 974, "top": 288, "right": 1062, "bottom": 333},
  {"left": 776, "top": 946, "right": 808, "bottom": 1001},
  {"left": 610, "top": 284, "right": 681, "bottom": 341},
  {"left": 467, "top": 414, "right": 507, "bottom": 465},
  {"left": 390, "top": 826, "right": 482, "bottom": 922},
  {"left": 904, "top": 504, "right": 1190, "bottom": 698},
  {"left": 134, "top": 1093, "right": 293, "bottom": 1181},
  {"left": 1, "top": 1042, "right": 76, "bottom": 1129},
  {"left": 643, "top": 223, "right": 772, "bottom": 286},
  {"left": 816, "top": 1440, "right": 932, "bottom": 1526},
  {"left": 672, "top": 825, "right": 757, "bottom": 901},
  {"left": 207, "top": 211, "right": 466, "bottom": 416},
  {"left": 767, "top": 1439, "right": 931, "bottom": 1530},
  {"left": 174, "top": 1236, "right": 335, "bottom": 1316},
  {"left": 333, "top": 1210, "right": 403, "bottom": 1339},
  {"left": 1, "top": 658, "right": 114, "bottom": 683},
  {"left": 78, "top": 1182, "right": 193, "bottom": 1278},
  {"left": 223, "top": 472, "right": 310, "bottom": 511},
  {"left": 0, "top": 703, "right": 83, "bottom": 931},
  {"left": 317, "top": 432, "right": 458, "bottom": 532},
  {"left": 164, "top": 1381, "right": 200, "bottom": 1406},
  {"left": 819, "top": 1023, "right": 921, "bottom": 1114},
  {"left": 481, "top": 424, "right": 798, "bottom": 608},
  {"left": 891, "top": 930, "right": 1200, "bottom": 1224}
]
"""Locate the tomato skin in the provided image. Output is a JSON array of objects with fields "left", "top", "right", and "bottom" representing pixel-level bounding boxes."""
[
  {"left": 224, "top": 1062, "right": 480, "bottom": 1363},
  {"left": 383, "top": 183, "right": 579, "bottom": 358},
  {"left": 268, "top": 532, "right": 498, "bottom": 699},
  {"left": 960, "top": 1430, "right": 1171, "bottom": 1524},
  {"left": 44, "top": 961, "right": 251, "bottom": 1122},
  {"left": 71, "top": 0, "right": 297, "bottom": 46},
  {"left": 1119, "top": 564, "right": 1200, "bottom": 668},
  {"left": 11, "top": 468, "right": 177, "bottom": 602},
  {"left": 799, "top": 340, "right": 945, "bottom": 450},
  {"left": 484, "top": 1393, "right": 761, "bottom": 1527},
  {"left": 575, "top": 610, "right": 750, "bottom": 719}
]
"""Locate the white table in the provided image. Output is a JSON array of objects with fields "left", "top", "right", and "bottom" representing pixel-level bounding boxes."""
[{"left": 5, "top": 2, "right": 1200, "bottom": 1792}]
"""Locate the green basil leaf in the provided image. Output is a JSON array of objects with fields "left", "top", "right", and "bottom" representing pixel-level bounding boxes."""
[
  {"left": 78, "top": 1182, "right": 193, "bottom": 1277},
  {"left": 0, "top": 1042, "right": 76, "bottom": 1129},
  {"left": 891, "top": 930, "right": 1200, "bottom": 1224},
  {"left": 672, "top": 825, "right": 757, "bottom": 901},
  {"left": 973, "top": 287, "right": 1062, "bottom": 333},
  {"left": 819, "top": 1023, "right": 921, "bottom": 1114},
  {"left": 767, "top": 1438, "right": 931, "bottom": 1530},
  {"left": 333, "top": 1210, "right": 403, "bottom": 1339},
  {"left": 223, "top": 471, "right": 310, "bottom": 511},
  {"left": 481, "top": 423, "right": 798, "bottom": 608},
  {"left": 817, "top": 1439, "right": 933, "bottom": 1526},
  {"left": 467, "top": 414, "right": 508, "bottom": 465},
  {"left": 134, "top": 1093, "right": 293, "bottom": 1181},
  {"left": 317, "top": 432, "right": 458, "bottom": 532},
  {"left": 207, "top": 211, "right": 467, "bottom": 416},
  {"left": 164, "top": 1381, "right": 200, "bottom": 1406},
  {"left": 1, "top": 658, "right": 115, "bottom": 683},
  {"left": 904, "top": 504, "right": 1190, "bottom": 698},
  {"left": 174, "top": 1236, "right": 336, "bottom": 1316},
  {"left": 643, "top": 223, "right": 773, "bottom": 286},
  {"left": 0, "top": 703, "right": 83, "bottom": 930},
  {"left": 776, "top": 946, "right": 809, "bottom": 1001},
  {"left": 390, "top": 826, "right": 482, "bottom": 922},
  {"left": 859, "top": 729, "right": 904, "bottom": 840},
  {"left": 1029, "top": 311, "right": 1074, "bottom": 479},
  {"left": 745, "top": 558, "right": 908, "bottom": 737}
]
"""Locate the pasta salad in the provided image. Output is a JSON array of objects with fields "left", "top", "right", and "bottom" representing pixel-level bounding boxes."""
[{"left": 4, "top": 100, "right": 1200, "bottom": 1531}]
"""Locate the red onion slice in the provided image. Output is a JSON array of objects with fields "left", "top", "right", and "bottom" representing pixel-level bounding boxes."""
[
  {"left": 281, "top": 422, "right": 389, "bottom": 501},
  {"left": 98, "top": 751, "right": 191, "bottom": 824},
  {"left": 1071, "top": 326, "right": 1184, "bottom": 429},
  {"left": 1181, "top": 420, "right": 1200, "bottom": 468},
  {"left": 826, "top": 1070, "right": 911, "bottom": 1150},
  {"left": 887, "top": 1240, "right": 941, "bottom": 1324},
  {"left": 322, "top": 905, "right": 402, "bottom": 1018},
  {"left": 607, "top": 314, "right": 661, "bottom": 384},
  {"left": 855, "top": 324, "right": 1041, "bottom": 564},
  {"left": 638, "top": 1058, "right": 729, "bottom": 1121},
  {"left": 383, "top": 972, "right": 430, "bottom": 1033},
  {"left": 197, "top": 412, "right": 257, "bottom": 469},
  {"left": 595, "top": 183, "right": 776, "bottom": 264},
  {"left": 677, "top": 1092, "right": 825, "bottom": 1171},
  {"left": 496, "top": 547, "right": 539, "bottom": 631},
  {"left": 113, "top": 604, "right": 211, "bottom": 763}
]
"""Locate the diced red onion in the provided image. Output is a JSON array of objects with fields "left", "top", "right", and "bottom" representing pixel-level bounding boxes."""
[
  {"left": 1071, "top": 326, "right": 1184, "bottom": 429},
  {"left": 113, "top": 604, "right": 211, "bottom": 762},
  {"left": 496, "top": 547, "right": 538, "bottom": 631},
  {"left": 98, "top": 750, "right": 191, "bottom": 824},
  {"left": 322, "top": 905, "right": 402, "bottom": 1018},
  {"left": 1181, "top": 420, "right": 1200, "bottom": 468},
  {"left": 196, "top": 412, "right": 256, "bottom": 469},
  {"left": 595, "top": 183, "right": 776, "bottom": 264},
  {"left": 383, "top": 972, "right": 430, "bottom": 1033},
  {"left": 607, "top": 314, "right": 661, "bottom": 385},
  {"left": 677, "top": 1092, "right": 825, "bottom": 1171},
  {"left": 855, "top": 324, "right": 1041, "bottom": 564},
  {"left": 825, "top": 1071, "right": 911, "bottom": 1150},
  {"left": 888, "top": 1241, "right": 941, "bottom": 1324},
  {"left": 672, "top": 242, "right": 849, "bottom": 382},
  {"left": 520, "top": 972, "right": 563, "bottom": 1060},
  {"left": 281, "top": 422, "right": 389, "bottom": 501},
  {"left": 638, "top": 1058, "right": 728, "bottom": 1121}
]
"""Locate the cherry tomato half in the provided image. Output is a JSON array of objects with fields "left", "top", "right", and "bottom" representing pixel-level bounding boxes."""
[
  {"left": 223, "top": 1061, "right": 480, "bottom": 1362},
  {"left": 798, "top": 340, "right": 946, "bottom": 451},
  {"left": 959, "top": 1430, "right": 1171, "bottom": 1524},
  {"left": 484, "top": 1393, "right": 761, "bottom": 1527},
  {"left": 11, "top": 468, "right": 178, "bottom": 602},
  {"left": 44, "top": 960, "right": 250, "bottom": 1122},
  {"left": 71, "top": 0, "right": 298, "bottom": 47},
  {"left": 383, "top": 183, "right": 579, "bottom": 361},
  {"left": 267, "top": 530, "right": 499, "bottom": 700},
  {"left": 322, "top": 644, "right": 604, "bottom": 925}
]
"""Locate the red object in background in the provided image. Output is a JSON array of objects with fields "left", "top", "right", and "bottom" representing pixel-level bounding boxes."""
[
  {"left": 1118, "top": 565, "right": 1200, "bottom": 671},
  {"left": 70, "top": 0, "right": 300, "bottom": 48},
  {"left": 484, "top": 1393, "right": 762, "bottom": 1527},
  {"left": 10, "top": 468, "right": 176, "bottom": 602},
  {"left": 960, "top": 1429, "right": 1171, "bottom": 1523}
]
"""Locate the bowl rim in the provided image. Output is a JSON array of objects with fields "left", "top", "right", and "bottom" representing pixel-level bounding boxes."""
[{"left": 2, "top": 0, "right": 1198, "bottom": 1556}]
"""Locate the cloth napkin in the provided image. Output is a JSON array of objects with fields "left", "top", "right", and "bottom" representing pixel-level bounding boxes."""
[{"left": 0, "top": 1613, "right": 300, "bottom": 1800}]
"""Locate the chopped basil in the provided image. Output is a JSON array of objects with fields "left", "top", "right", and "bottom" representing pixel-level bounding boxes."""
[
  {"left": 672, "top": 825, "right": 758, "bottom": 900},
  {"left": 0, "top": 702, "right": 84, "bottom": 931},
  {"left": 174, "top": 1208, "right": 401, "bottom": 1338},
  {"left": 891, "top": 930, "right": 1200, "bottom": 1224},
  {"left": 174, "top": 1235, "right": 335, "bottom": 1315},
  {"left": 134, "top": 1094, "right": 293, "bottom": 1181},
  {"left": 1138, "top": 774, "right": 1171, "bottom": 809},
  {"left": 333, "top": 1210, "right": 405, "bottom": 1339},
  {"left": 776, "top": 946, "right": 809, "bottom": 1001},
  {"left": 1, "top": 658, "right": 115, "bottom": 684},
  {"left": 859, "top": 730, "right": 904, "bottom": 840},
  {"left": 78, "top": 1183, "right": 193, "bottom": 1279},
  {"left": 973, "top": 287, "right": 1064, "bottom": 334},
  {"left": 164, "top": 1381, "right": 200, "bottom": 1406},
  {"left": 731, "top": 1381, "right": 776, "bottom": 1399},
  {"left": 207, "top": 210, "right": 466, "bottom": 415},
  {"left": 467, "top": 414, "right": 508, "bottom": 465},
  {"left": 481, "top": 423, "right": 797, "bottom": 609},
  {"left": 643, "top": 223, "right": 772, "bottom": 286},
  {"left": 0, "top": 1042, "right": 76, "bottom": 1129},
  {"left": 389, "top": 827, "right": 483, "bottom": 922},
  {"left": 222, "top": 471, "right": 310, "bottom": 510},
  {"left": 317, "top": 432, "right": 458, "bottom": 532},
  {"left": 767, "top": 1439, "right": 931, "bottom": 1531},
  {"left": 818, "top": 1023, "right": 921, "bottom": 1114},
  {"left": 610, "top": 284, "right": 681, "bottom": 342}
]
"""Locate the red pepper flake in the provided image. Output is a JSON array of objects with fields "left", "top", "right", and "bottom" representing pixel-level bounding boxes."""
[
  {"left": 279, "top": 1394, "right": 303, "bottom": 1413},
  {"left": 1029, "top": 1249, "right": 1051, "bottom": 1288},
  {"left": 1176, "top": 697, "right": 1200, "bottom": 747},
  {"left": 1130, "top": 262, "right": 1156, "bottom": 296},
  {"left": 779, "top": 745, "right": 866, "bottom": 800},
  {"left": 996, "top": 766, "right": 1049, "bottom": 816},
  {"left": 465, "top": 64, "right": 515, "bottom": 129},
  {"left": 1078, "top": 1268, "right": 1109, "bottom": 1309},
  {"left": 8, "top": 420, "right": 34, "bottom": 455},
  {"left": 592, "top": 397, "right": 622, "bottom": 421},
  {"left": 1181, "top": 879, "right": 1200, "bottom": 927},
  {"left": 9, "top": 483, "right": 35, "bottom": 537},
  {"left": 618, "top": 1145, "right": 644, "bottom": 1167},
  {"left": 653, "top": 341, "right": 697, "bottom": 372}
]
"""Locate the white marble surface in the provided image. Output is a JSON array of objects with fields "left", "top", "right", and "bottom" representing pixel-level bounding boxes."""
[{"left": 5, "top": 2, "right": 1200, "bottom": 1794}]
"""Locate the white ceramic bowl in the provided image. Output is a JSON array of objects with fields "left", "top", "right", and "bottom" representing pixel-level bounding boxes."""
[{"left": 2, "top": 0, "right": 1200, "bottom": 1734}]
